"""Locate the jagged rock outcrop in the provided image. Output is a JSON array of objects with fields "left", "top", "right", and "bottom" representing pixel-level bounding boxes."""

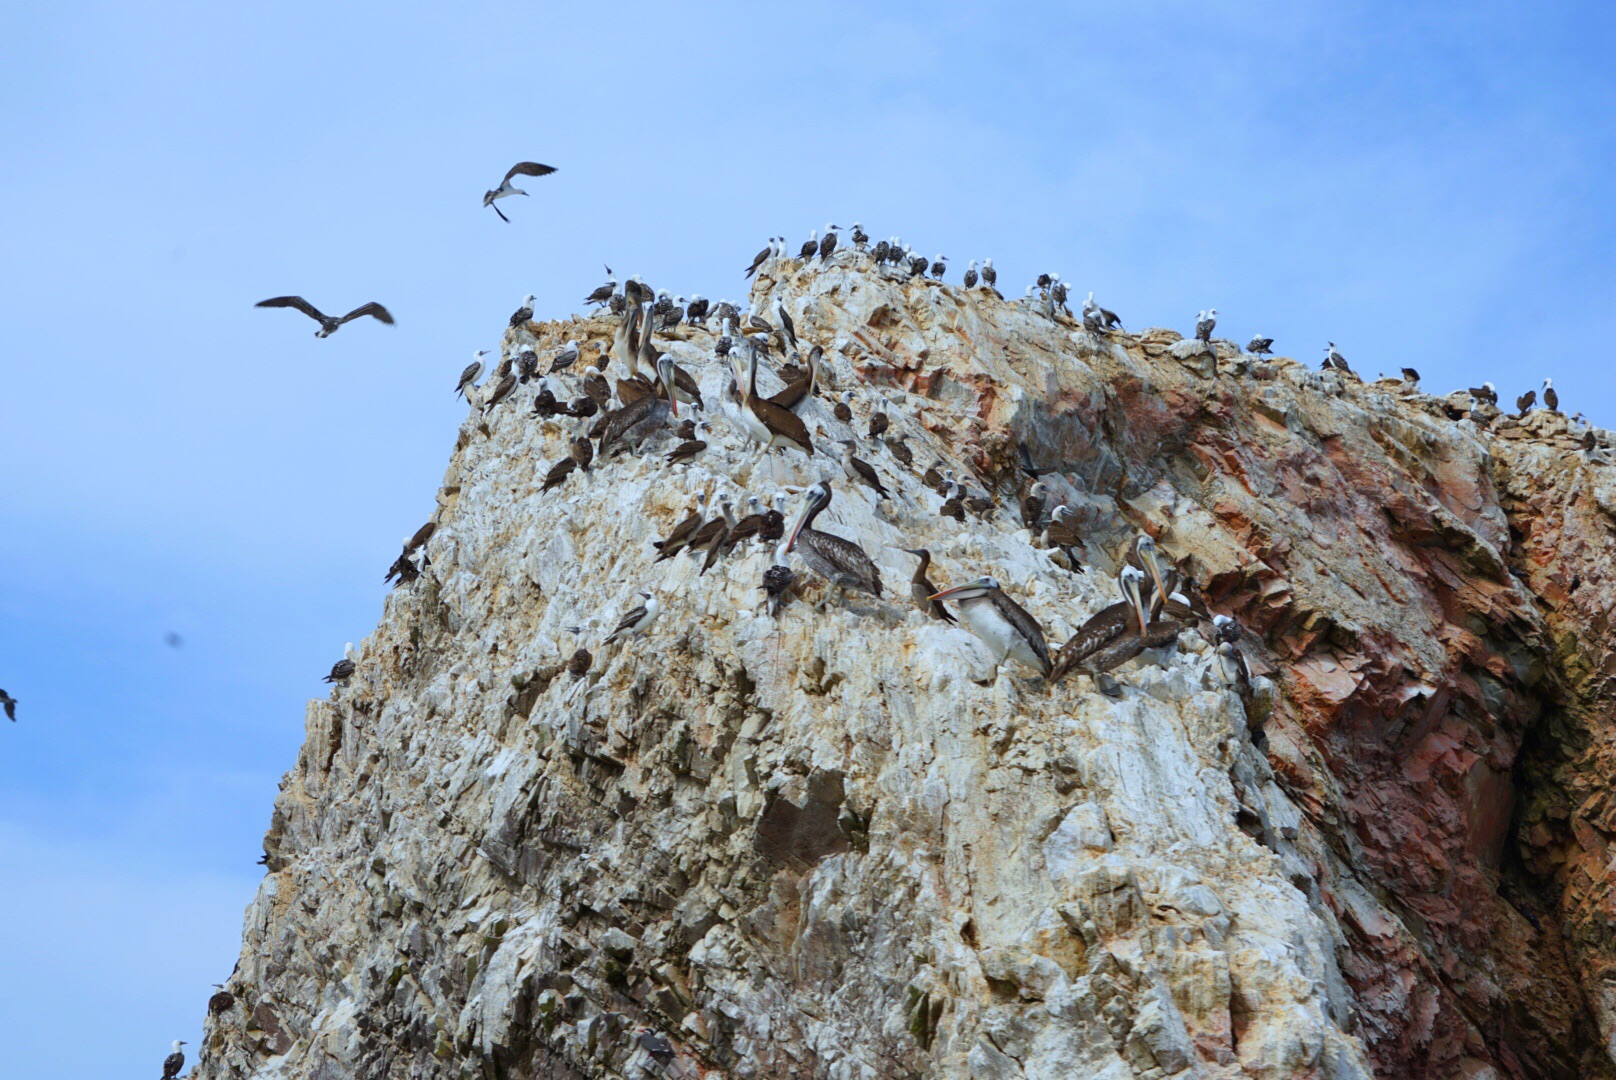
[{"left": 196, "top": 250, "right": 1616, "bottom": 1079}]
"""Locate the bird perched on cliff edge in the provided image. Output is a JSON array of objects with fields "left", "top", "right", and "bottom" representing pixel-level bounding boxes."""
[
  {"left": 1323, "top": 342, "right": 1351, "bottom": 373},
  {"left": 162, "top": 1040, "right": 186, "bottom": 1080},
  {"left": 1195, "top": 309, "right": 1217, "bottom": 343},
  {"left": 323, "top": 659, "right": 355, "bottom": 683},
  {"left": 482, "top": 161, "right": 557, "bottom": 222},
  {"left": 255, "top": 296, "right": 394, "bottom": 338},
  {"left": 456, "top": 351, "right": 488, "bottom": 398},
  {"left": 1517, "top": 390, "right": 1536, "bottom": 416},
  {"left": 1246, "top": 335, "right": 1274, "bottom": 356},
  {"left": 1543, "top": 379, "right": 1559, "bottom": 412},
  {"left": 508, "top": 294, "right": 536, "bottom": 328}
]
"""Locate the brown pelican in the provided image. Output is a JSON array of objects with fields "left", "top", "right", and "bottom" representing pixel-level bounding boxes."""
[
  {"left": 768, "top": 344, "right": 820, "bottom": 411},
  {"left": 1247, "top": 335, "right": 1274, "bottom": 356},
  {"left": 734, "top": 341, "right": 813, "bottom": 457},
  {"left": 698, "top": 499, "right": 738, "bottom": 576},
  {"left": 927, "top": 577, "right": 1051, "bottom": 676},
  {"left": 840, "top": 441, "right": 889, "bottom": 498},
  {"left": 599, "top": 355, "right": 677, "bottom": 455},
  {"left": 635, "top": 301, "right": 702, "bottom": 406},
  {"left": 482, "top": 161, "right": 556, "bottom": 221},
  {"left": 323, "top": 659, "right": 355, "bottom": 683},
  {"left": 255, "top": 297, "right": 394, "bottom": 337},
  {"left": 605, "top": 593, "right": 660, "bottom": 644},
  {"left": 1052, "top": 567, "right": 1148, "bottom": 679},
  {"left": 1124, "top": 535, "right": 1170, "bottom": 606},
  {"left": 455, "top": 351, "right": 488, "bottom": 398},
  {"left": 900, "top": 549, "right": 955, "bottom": 623},
  {"left": 1543, "top": 379, "right": 1558, "bottom": 412},
  {"left": 785, "top": 482, "right": 882, "bottom": 600},
  {"left": 654, "top": 493, "right": 707, "bottom": 561},
  {"left": 162, "top": 1041, "right": 187, "bottom": 1080},
  {"left": 1194, "top": 309, "right": 1217, "bottom": 343}
]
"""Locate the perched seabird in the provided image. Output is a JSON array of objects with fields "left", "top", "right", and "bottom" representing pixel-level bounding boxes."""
[
  {"left": 550, "top": 339, "right": 580, "bottom": 374},
  {"left": 665, "top": 422, "right": 708, "bottom": 464},
  {"left": 516, "top": 345, "right": 540, "bottom": 383},
  {"left": 455, "top": 351, "right": 488, "bottom": 399},
  {"left": 604, "top": 592, "right": 661, "bottom": 644},
  {"left": 872, "top": 238, "right": 891, "bottom": 264},
  {"left": 901, "top": 548, "right": 955, "bottom": 623},
  {"left": 745, "top": 238, "right": 778, "bottom": 279},
  {"left": 850, "top": 223, "right": 869, "bottom": 248},
  {"left": 840, "top": 440, "right": 889, "bottom": 498},
  {"left": 1036, "top": 272, "right": 1052, "bottom": 290},
  {"left": 1083, "top": 292, "right": 1122, "bottom": 329},
  {"left": 726, "top": 495, "right": 770, "bottom": 548},
  {"left": 734, "top": 341, "right": 813, "bottom": 456},
  {"left": 1051, "top": 279, "right": 1071, "bottom": 316},
  {"left": 482, "top": 161, "right": 556, "bottom": 221},
  {"left": 208, "top": 986, "right": 236, "bottom": 1015},
  {"left": 699, "top": 499, "right": 738, "bottom": 576},
  {"left": 1470, "top": 381, "right": 1499, "bottom": 406},
  {"left": 963, "top": 260, "right": 978, "bottom": 289},
  {"left": 981, "top": 258, "right": 997, "bottom": 288},
  {"left": 1195, "top": 309, "right": 1217, "bottom": 343},
  {"left": 635, "top": 1027, "right": 675, "bottom": 1065},
  {"left": 162, "top": 1040, "right": 187, "bottom": 1080},
  {"left": 775, "top": 300, "right": 798, "bottom": 354},
  {"left": 1543, "top": 379, "right": 1559, "bottom": 412},
  {"left": 600, "top": 355, "right": 677, "bottom": 454},
  {"left": 583, "top": 274, "right": 617, "bottom": 307},
  {"left": 482, "top": 372, "right": 518, "bottom": 411},
  {"left": 714, "top": 317, "right": 734, "bottom": 359},
  {"left": 938, "top": 483, "right": 966, "bottom": 523},
  {"left": 1052, "top": 566, "right": 1149, "bottom": 679},
  {"left": 930, "top": 255, "right": 947, "bottom": 279},
  {"left": 759, "top": 494, "right": 787, "bottom": 543},
  {"left": 818, "top": 224, "right": 839, "bottom": 260},
  {"left": 323, "top": 659, "right": 355, "bottom": 683},
  {"left": 867, "top": 400, "right": 889, "bottom": 439},
  {"left": 654, "top": 493, "right": 707, "bottom": 560},
  {"left": 1020, "top": 480, "right": 1047, "bottom": 531},
  {"left": 1247, "top": 336, "right": 1274, "bottom": 356},
  {"left": 768, "top": 343, "right": 820, "bottom": 411},
  {"left": 785, "top": 482, "right": 883, "bottom": 600},
  {"left": 798, "top": 231, "right": 819, "bottom": 261},
  {"left": 540, "top": 456, "right": 577, "bottom": 492},
  {"left": 833, "top": 391, "right": 854, "bottom": 424},
  {"left": 1401, "top": 367, "right": 1421, "bottom": 383},
  {"left": 927, "top": 576, "right": 1051, "bottom": 677},
  {"left": 508, "top": 293, "right": 536, "bottom": 329},
  {"left": 909, "top": 251, "right": 930, "bottom": 277},
  {"left": 1517, "top": 389, "right": 1536, "bottom": 416},
  {"left": 1323, "top": 342, "right": 1351, "bottom": 373},
  {"left": 579, "top": 366, "right": 611, "bottom": 410},
  {"left": 255, "top": 296, "right": 394, "bottom": 337},
  {"left": 569, "top": 434, "right": 593, "bottom": 472},
  {"left": 1124, "top": 535, "right": 1170, "bottom": 607},
  {"left": 566, "top": 394, "right": 598, "bottom": 418},
  {"left": 762, "top": 558, "right": 796, "bottom": 618},
  {"left": 886, "top": 434, "right": 913, "bottom": 467},
  {"left": 531, "top": 378, "right": 561, "bottom": 416},
  {"left": 1083, "top": 305, "right": 1106, "bottom": 334},
  {"left": 922, "top": 461, "right": 944, "bottom": 491},
  {"left": 1042, "top": 505, "right": 1083, "bottom": 567},
  {"left": 686, "top": 295, "right": 710, "bottom": 326},
  {"left": 1, "top": 688, "right": 16, "bottom": 721}
]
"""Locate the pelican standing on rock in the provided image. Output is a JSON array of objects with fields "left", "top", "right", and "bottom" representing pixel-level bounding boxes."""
[
  {"left": 734, "top": 340, "right": 813, "bottom": 458},
  {"left": 1052, "top": 567, "right": 1148, "bottom": 679},
  {"left": 784, "top": 481, "right": 882, "bottom": 602},
  {"left": 599, "top": 355, "right": 677, "bottom": 455},
  {"left": 927, "top": 576, "right": 1052, "bottom": 677}
]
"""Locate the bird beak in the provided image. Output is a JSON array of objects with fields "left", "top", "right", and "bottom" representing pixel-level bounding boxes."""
[
  {"left": 1139, "top": 546, "right": 1168, "bottom": 606},
  {"left": 1124, "top": 577, "right": 1148, "bottom": 636},
  {"left": 927, "top": 581, "right": 981, "bottom": 601}
]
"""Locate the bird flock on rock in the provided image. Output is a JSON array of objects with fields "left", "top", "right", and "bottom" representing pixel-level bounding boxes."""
[{"left": 115, "top": 160, "right": 1599, "bottom": 1078}]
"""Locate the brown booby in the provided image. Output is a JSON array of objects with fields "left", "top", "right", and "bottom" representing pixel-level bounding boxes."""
[
  {"left": 599, "top": 355, "right": 677, "bottom": 455},
  {"left": 255, "top": 296, "right": 394, "bottom": 337},
  {"left": 482, "top": 161, "right": 556, "bottom": 221},
  {"left": 775, "top": 299, "right": 798, "bottom": 354},
  {"left": 456, "top": 351, "right": 488, "bottom": 398},
  {"left": 734, "top": 342, "right": 813, "bottom": 456},
  {"left": 840, "top": 440, "right": 889, "bottom": 498},
  {"left": 900, "top": 548, "right": 955, "bottom": 623},
  {"left": 604, "top": 593, "right": 660, "bottom": 644},
  {"left": 653, "top": 493, "right": 707, "bottom": 560},
  {"left": 569, "top": 435, "right": 593, "bottom": 472},
  {"left": 725, "top": 495, "right": 770, "bottom": 548},
  {"left": 785, "top": 481, "right": 882, "bottom": 599},
  {"left": 927, "top": 576, "right": 1051, "bottom": 676},
  {"left": 323, "top": 659, "right": 355, "bottom": 683},
  {"left": 162, "top": 1040, "right": 187, "bottom": 1080}
]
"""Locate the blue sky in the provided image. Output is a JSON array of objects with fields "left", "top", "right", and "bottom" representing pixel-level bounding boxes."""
[{"left": 2, "top": 1, "right": 1612, "bottom": 1074}]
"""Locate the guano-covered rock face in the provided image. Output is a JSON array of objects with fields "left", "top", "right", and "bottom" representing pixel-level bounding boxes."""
[{"left": 197, "top": 251, "right": 1616, "bottom": 1079}]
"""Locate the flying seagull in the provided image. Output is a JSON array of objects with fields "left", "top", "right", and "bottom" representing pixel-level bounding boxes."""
[
  {"left": 255, "top": 297, "right": 394, "bottom": 337},
  {"left": 483, "top": 161, "right": 557, "bottom": 222}
]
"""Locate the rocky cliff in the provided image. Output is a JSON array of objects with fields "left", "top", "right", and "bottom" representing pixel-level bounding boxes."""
[{"left": 195, "top": 248, "right": 1616, "bottom": 1079}]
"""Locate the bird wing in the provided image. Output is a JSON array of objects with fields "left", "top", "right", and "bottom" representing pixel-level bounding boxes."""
[
  {"left": 995, "top": 591, "right": 1051, "bottom": 674},
  {"left": 406, "top": 521, "right": 437, "bottom": 550},
  {"left": 607, "top": 605, "right": 646, "bottom": 639},
  {"left": 766, "top": 376, "right": 810, "bottom": 410},
  {"left": 853, "top": 457, "right": 886, "bottom": 492},
  {"left": 339, "top": 302, "right": 394, "bottom": 326},
  {"left": 1053, "top": 604, "right": 1130, "bottom": 676},
  {"left": 807, "top": 529, "right": 882, "bottom": 595},
  {"left": 541, "top": 458, "right": 576, "bottom": 490},
  {"left": 503, "top": 161, "right": 557, "bottom": 182},
  {"left": 457, "top": 361, "right": 482, "bottom": 389},
  {"left": 256, "top": 295, "right": 326, "bottom": 321}
]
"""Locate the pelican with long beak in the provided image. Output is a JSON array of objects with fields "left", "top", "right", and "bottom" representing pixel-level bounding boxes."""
[
  {"left": 927, "top": 576, "right": 1051, "bottom": 677},
  {"left": 784, "top": 481, "right": 882, "bottom": 601},
  {"left": 599, "top": 355, "right": 677, "bottom": 455},
  {"left": 1126, "top": 535, "right": 1169, "bottom": 608},
  {"left": 1052, "top": 566, "right": 1149, "bottom": 679},
  {"left": 734, "top": 339, "right": 812, "bottom": 458}
]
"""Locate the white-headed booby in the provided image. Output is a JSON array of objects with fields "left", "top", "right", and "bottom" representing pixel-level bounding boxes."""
[
  {"left": 605, "top": 592, "right": 660, "bottom": 644},
  {"left": 162, "top": 1040, "right": 187, "bottom": 1080},
  {"left": 456, "top": 350, "right": 488, "bottom": 398}
]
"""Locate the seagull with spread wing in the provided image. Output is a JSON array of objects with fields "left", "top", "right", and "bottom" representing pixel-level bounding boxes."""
[{"left": 255, "top": 296, "right": 394, "bottom": 337}]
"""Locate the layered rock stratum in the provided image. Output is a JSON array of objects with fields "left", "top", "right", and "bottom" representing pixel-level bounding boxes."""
[{"left": 197, "top": 249, "right": 1616, "bottom": 1079}]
